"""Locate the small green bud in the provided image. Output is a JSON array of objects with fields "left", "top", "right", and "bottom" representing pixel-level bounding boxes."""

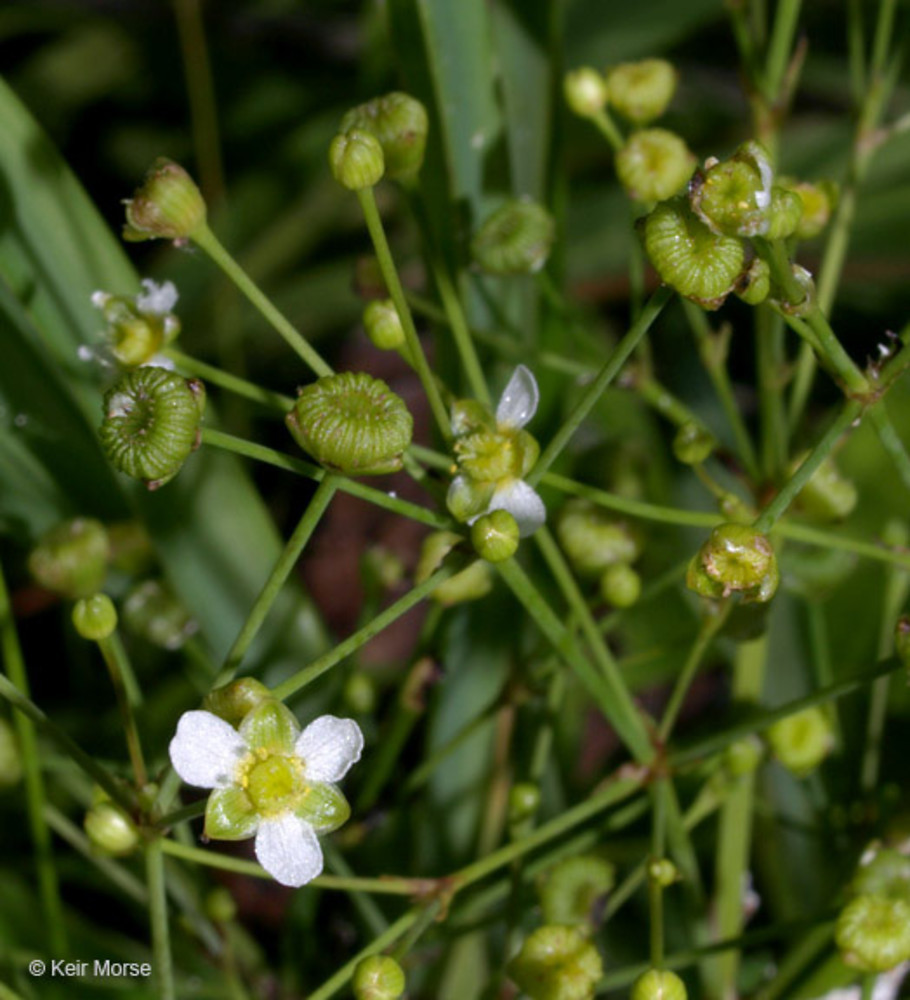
[
  {"left": 123, "top": 580, "right": 197, "bottom": 650},
  {"left": 836, "top": 894, "right": 910, "bottom": 972},
  {"left": 72, "top": 594, "right": 118, "bottom": 641},
  {"left": 640, "top": 199, "right": 745, "bottom": 310},
  {"left": 363, "top": 299, "right": 405, "bottom": 351},
  {"left": 508, "top": 925, "right": 603, "bottom": 1000},
  {"left": 779, "top": 177, "right": 837, "bottom": 240},
  {"left": 791, "top": 453, "right": 857, "bottom": 522},
  {"left": 725, "top": 735, "right": 764, "bottom": 777},
  {"left": 689, "top": 141, "right": 774, "bottom": 238},
  {"left": 0, "top": 718, "right": 23, "bottom": 788},
  {"left": 648, "top": 858, "right": 679, "bottom": 888},
  {"left": 509, "top": 782, "right": 541, "bottom": 825},
  {"left": 851, "top": 848, "right": 910, "bottom": 907},
  {"left": 123, "top": 158, "right": 207, "bottom": 243},
  {"left": 895, "top": 616, "right": 910, "bottom": 671},
  {"left": 672, "top": 421, "right": 715, "bottom": 465},
  {"left": 352, "top": 954, "right": 406, "bottom": 1000},
  {"left": 605, "top": 59, "right": 678, "bottom": 124},
  {"left": 564, "top": 67, "right": 608, "bottom": 118},
  {"left": 599, "top": 563, "right": 641, "bottom": 608},
  {"left": 84, "top": 799, "right": 139, "bottom": 856},
  {"left": 344, "top": 672, "right": 377, "bottom": 715},
  {"left": 631, "top": 969, "right": 688, "bottom": 1000},
  {"left": 764, "top": 186, "right": 803, "bottom": 240},
  {"left": 340, "top": 92, "right": 428, "bottom": 184},
  {"left": 471, "top": 199, "right": 555, "bottom": 276},
  {"left": 556, "top": 500, "right": 641, "bottom": 577},
  {"left": 329, "top": 129, "right": 385, "bottom": 190},
  {"left": 205, "top": 887, "right": 237, "bottom": 924},
  {"left": 540, "top": 856, "right": 616, "bottom": 930},
  {"left": 106, "top": 521, "right": 155, "bottom": 576},
  {"left": 415, "top": 531, "right": 492, "bottom": 606},
  {"left": 29, "top": 518, "right": 110, "bottom": 599},
  {"left": 287, "top": 372, "right": 413, "bottom": 475},
  {"left": 204, "top": 678, "right": 272, "bottom": 728},
  {"left": 686, "top": 523, "right": 779, "bottom": 603},
  {"left": 734, "top": 256, "right": 771, "bottom": 306},
  {"left": 100, "top": 368, "right": 205, "bottom": 489},
  {"left": 766, "top": 706, "right": 834, "bottom": 777},
  {"left": 471, "top": 510, "right": 520, "bottom": 563},
  {"left": 615, "top": 129, "right": 696, "bottom": 203}
]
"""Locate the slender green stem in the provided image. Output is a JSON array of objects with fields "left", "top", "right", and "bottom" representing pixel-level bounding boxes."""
[
  {"left": 271, "top": 564, "right": 457, "bottom": 701},
  {"left": 0, "top": 563, "right": 67, "bottom": 955},
  {"left": 649, "top": 782, "right": 668, "bottom": 967},
  {"left": 528, "top": 286, "right": 672, "bottom": 486},
  {"left": 167, "top": 348, "right": 293, "bottom": 411},
  {"left": 192, "top": 223, "right": 332, "bottom": 377},
  {"left": 590, "top": 108, "right": 624, "bottom": 152},
  {"left": 756, "top": 306, "right": 789, "bottom": 480},
  {"left": 764, "top": 0, "right": 803, "bottom": 99},
  {"left": 870, "top": 0, "right": 898, "bottom": 80},
  {"left": 97, "top": 632, "right": 147, "bottom": 787},
  {"left": 806, "top": 601, "right": 842, "bottom": 744},
  {"left": 323, "top": 841, "right": 389, "bottom": 936},
  {"left": 147, "top": 840, "right": 175, "bottom": 1000},
  {"left": 658, "top": 603, "right": 731, "bottom": 743},
  {"left": 636, "top": 374, "right": 713, "bottom": 437},
  {"left": 871, "top": 404, "right": 910, "bottom": 494},
  {"left": 431, "top": 257, "right": 491, "bottom": 405},
  {"left": 356, "top": 187, "right": 451, "bottom": 437},
  {"left": 202, "top": 428, "right": 451, "bottom": 531},
  {"left": 404, "top": 702, "right": 499, "bottom": 796},
  {"left": 214, "top": 476, "right": 337, "bottom": 685},
  {"left": 155, "top": 800, "right": 206, "bottom": 829}
]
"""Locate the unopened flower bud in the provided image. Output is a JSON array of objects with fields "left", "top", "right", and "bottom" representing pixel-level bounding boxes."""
[
  {"left": 84, "top": 798, "right": 139, "bottom": 856},
  {"left": 29, "top": 518, "right": 110, "bottom": 600},
  {"left": 540, "top": 855, "right": 616, "bottom": 930},
  {"left": 415, "top": 531, "right": 492, "bottom": 606},
  {"left": 0, "top": 718, "right": 22, "bottom": 788},
  {"left": 203, "top": 678, "right": 272, "bottom": 728},
  {"left": 72, "top": 594, "right": 118, "bottom": 641},
  {"left": 363, "top": 299, "right": 405, "bottom": 351},
  {"left": 556, "top": 500, "right": 641, "bottom": 577},
  {"left": 616, "top": 129, "right": 696, "bottom": 204},
  {"left": 509, "top": 782, "right": 541, "bottom": 825},
  {"left": 472, "top": 510, "right": 520, "bottom": 563},
  {"left": 725, "top": 735, "right": 764, "bottom": 777},
  {"left": 352, "top": 954, "right": 406, "bottom": 1000},
  {"left": 564, "top": 68, "right": 608, "bottom": 118},
  {"left": 791, "top": 453, "right": 857, "bottom": 522},
  {"left": 123, "top": 158, "right": 206, "bottom": 243},
  {"left": 508, "top": 924, "right": 603, "bottom": 1000},
  {"left": 779, "top": 178, "right": 837, "bottom": 240},
  {"left": 106, "top": 521, "right": 155, "bottom": 576},
  {"left": 471, "top": 199, "right": 555, "bottom": 276},
  {"left": 605, "top": 59, "right": 677, "bottom": 124},
  {"left": 123, "top": 580, "right": 197, "bottom": 650},
  {"left": 672, "top": 422, "right": 715, "bottom": 465},
  {"left": 686, "top": 523, "right": 779, "bottom": 603},
  {"left": 640, "top": 199, "right": 745, "bottom": 310},
  {"left": 689, "top": 141, "right": 774, "bottom": 238},
  {"left": 340, "top": 92, "right": 428, "bottom": 184},
  {"left": 329, "top": 129, "right": 385, "bottom": 190},
  {"left": 343, "top": 672, "right": 377, "bottom": 715},
  {"left": 851, "top": 847, "right": 910, "bottom": 905},
  {"left": 600, "top": 563, "right": 641, "bottom": 608},
  {"left": 286, "top": 372, "right": 413, "bottom": 475},
  {"left": 734, "top": 256, "right": 771, "bottom": 306},
  {"left": 766, "top": 706, "right": 833, "bottom": 777},
  {"left": 205, "top": 887, "right": 237, "bottom": 924},
  {"left": 648, "top": 858, "right": 679, "bottom": 888},
  {"left": 631, "top": 969, "right": 688, "bottom": 1000},
  {"left": 836, "top": 894, "right": 910, "bottom": 972}
]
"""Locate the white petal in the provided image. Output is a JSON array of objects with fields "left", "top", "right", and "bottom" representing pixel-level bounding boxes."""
[
  {"left": 495, "top": 365, "right": 539, "bottom": 429},
  {"left": 255, "top": 814, "right": 323, "bottom": 887},
  {"left": 295, "top": 716, "right": 364, "bottom": 783},
  {"left": 489, "top": 479, "right": 546, "bottom": 537},
  {"left": 168, "top": 710, "right": 246, "bottom": 789},
  {"left": 136, "top": 278, "right": 178, "bottom": 315}
]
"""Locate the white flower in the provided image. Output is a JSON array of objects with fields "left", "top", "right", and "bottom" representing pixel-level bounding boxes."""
[
  {"left": 447, "top": 365, "right": 546, "bottom": 537},
  {"left": 169, "top": 700, "right": 363, "bottom": 887},
  {"left": 91, "top": 279, "right": 181, "bottom": 368}
]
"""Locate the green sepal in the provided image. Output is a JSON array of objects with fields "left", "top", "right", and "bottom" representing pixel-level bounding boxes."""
[
  {"left": 447, "top": 476, "right": 496, "bottom": 524},
  {"left": 296, "top": 782, "right": 351, "bottom": 834},
  {"left": 451, "top": 399, "right": 495, "bottom": 438},
  {"left": 204, "top": 785, "right": 259, "bottom": 841},
  {"left": 239, "top": 699, "right": 300, "bottom": 754}
]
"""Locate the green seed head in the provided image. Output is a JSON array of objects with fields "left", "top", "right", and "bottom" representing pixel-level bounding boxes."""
[
  {"left": 287, "top": 372, "right": 413, "bottom": 475},
  {"left": 640, "top": 199, "right": 745, "bottom": 310},
  {"left": 564, "top": 67, "right": 608, "bottom": 118},
  {"left": 630, "top": 969, "right": 688, "bottom": 1000},
  {"left": 836, "top": 894, "right": 910, "bottom": 972},
  {"left": 851, "top": 848, "right": 910, "bottom": 907},
  {"left": 791, "top": 453, "right": 857, "bottom": 522},
  {"left": 764, "top": 185, "right": 804, "bottom": 240},
  {"left": 615, "top": 128, "right": 696, "bottom": 203},
  {"left": 340, "top": 92, "right": 428, "bottom": 184},
  {"left": 766, "top": 706, "right": 834, "bottom": 777},
  {"left": 29, "top": 518, "right": 110, "bottom": 599},
  {"left": 328, "top": 129, "right": 385, "bottom": 190},
  {"left": 471, "top": 510, "right": 521, "bottom": 563},
  {"left": 556, "top": 500, "right": 642, "bottom": 577},
  {"left": 605, "top": 59, "right": 678, "bottom": 124},
  {"left": 686, "top": 523, "right": 779, "bottom": 603},
  {"left": 72, "top": 593, "right": 118, "bottom": 642},
  {"left": 123, "top": 158, "right": 207, "bottom": 243},
  {"left": 779, "top": 177, "right": 838, "bottom": 240},
  {"left": 508, "top": 924, "right": 604, "bottom": 1000},
  {"left": 471, "top": 198, "right": 555, "bottom": 276},
  {"left": 689, "top": 141, "right": 774, "bottom": 238},
  {"left": 734, "top": 256, "right": 771, "bottom": 306},
  {"left": 599, "top": 563, "right": 642, "bottom": 608},
  {"left": 540, "top": 856, "right": 616, "bottom": 930},
  {"left": 352, "top": 955, "right": 406, "bottom": 1000}
]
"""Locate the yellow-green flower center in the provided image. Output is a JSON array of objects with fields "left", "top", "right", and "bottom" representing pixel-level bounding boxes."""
[{"left": 244, "top": 754, "right": 304, "bottom": 814}]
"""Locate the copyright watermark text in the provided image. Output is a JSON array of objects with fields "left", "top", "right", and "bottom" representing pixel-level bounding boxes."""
[{"left": 29, "top": 959, "right": 152, "bottom": 978}]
